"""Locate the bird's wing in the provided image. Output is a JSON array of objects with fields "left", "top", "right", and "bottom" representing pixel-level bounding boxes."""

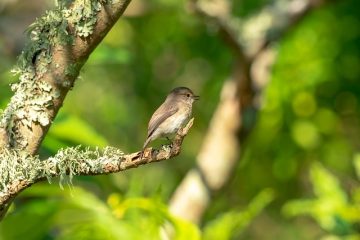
[{"left": 147, "top": 102, "right": 178, "bottom": 139}]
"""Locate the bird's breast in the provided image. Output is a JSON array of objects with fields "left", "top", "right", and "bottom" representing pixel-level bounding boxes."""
[{"left": 157, "top": 107, "right": 191, "bottom": 137}]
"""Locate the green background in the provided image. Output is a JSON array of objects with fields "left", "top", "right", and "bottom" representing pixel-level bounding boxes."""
[{"left": 0, "top": 0, "right": 360, "bottom": 239}]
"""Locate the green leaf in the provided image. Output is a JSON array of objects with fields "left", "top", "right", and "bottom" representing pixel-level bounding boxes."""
[
  {"left": 203, "top": 188, "right": 274, "bottom": 239},
  {"left": 283, "top": 163, "right": 352, "bottom": 234}
]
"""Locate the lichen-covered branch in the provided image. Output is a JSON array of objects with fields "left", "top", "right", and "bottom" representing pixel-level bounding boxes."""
[
  {"left": 0, "top": 118, "right": 194, "bottom": 220},
  {"left": 0, "top": 0, "right": 131, "bottom": 154},
  {"left": 0, "top": 0, "right": 132, "bottom": 220}
]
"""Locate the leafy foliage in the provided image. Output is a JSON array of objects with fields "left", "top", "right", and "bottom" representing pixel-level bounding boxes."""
[
  {"left": 283, "top": 162, "right": 360, "bottom": 238},
  {"left": 203, "top": 189, "right": 274, "bottom": 239}
]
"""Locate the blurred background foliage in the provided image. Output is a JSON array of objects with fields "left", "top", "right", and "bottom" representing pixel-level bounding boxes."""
[{"left": 0, "top": 0, "right": 360, "bottom": 239}]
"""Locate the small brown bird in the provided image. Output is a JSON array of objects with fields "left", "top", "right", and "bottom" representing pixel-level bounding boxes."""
[{"left": 141, "top": 87, "right": 199, "bottom": 157}]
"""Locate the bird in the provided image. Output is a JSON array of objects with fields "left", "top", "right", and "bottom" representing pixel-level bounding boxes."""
[{"left": 140, "top": 87, "right": 199, "bottom": 158}]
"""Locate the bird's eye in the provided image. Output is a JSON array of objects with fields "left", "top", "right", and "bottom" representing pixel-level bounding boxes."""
[{"left": 186, "top": 94, "right": 190, "bottom": 98}]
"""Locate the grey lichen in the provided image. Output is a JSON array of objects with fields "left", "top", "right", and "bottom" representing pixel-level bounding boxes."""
[
  {"left": 0, "top": 146, "right": 125, "bottom": 196},
  {"left": 62, "top": 0, "right": 108, "bottom": 38},
  {"left": 0, "top": 7, "right": 66, "bottom": 148},
  {"left": 0, "top": 69, "right": 56, "bottom": 148},
  {"left": 48, "top": 146, "right": 124, "bottom": 188},
  {"left": 11, "top": 80, "right": 53, "bottom": 127},
  {"left": 0, "top": 149, "right": 43, "bottom": 197}
]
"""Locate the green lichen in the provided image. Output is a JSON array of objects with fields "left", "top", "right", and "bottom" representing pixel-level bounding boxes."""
[
  {"left": 17, "top": 8, "right": 70, "bottom": 72},
  {"left": 65, "top": 62, "right": 82, "bottom": 78},
  {"left": 17, "top": 0, "right": 108, "bottom": 73},
  {"left": 0, "top": 146, "right": 124, "bottom": 194},
  {"left": 63, "top": 0, "right": 108, "bottom": 38},
  {"left": 0, "top": 0, "right": 111, "bottom": 149}
]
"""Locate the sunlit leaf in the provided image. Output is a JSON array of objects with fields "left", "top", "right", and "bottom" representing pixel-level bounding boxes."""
[{"left": 203, "top": 189, "right": 274, "bottom": 239}]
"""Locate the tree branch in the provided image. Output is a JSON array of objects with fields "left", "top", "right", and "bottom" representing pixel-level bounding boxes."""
[
  {"left": 0, "top": 0, "right": 132, "bottom": 220},
  {"left": 0, "top": 0, "right": 131, "bottom": 154},
  {"left": 0, "top": 118, "right": 194, "bottom": 220}
]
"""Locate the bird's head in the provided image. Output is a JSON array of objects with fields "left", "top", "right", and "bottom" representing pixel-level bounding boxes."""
[{"left": 168, "top": 87, "right": 200, "bottom": 105}]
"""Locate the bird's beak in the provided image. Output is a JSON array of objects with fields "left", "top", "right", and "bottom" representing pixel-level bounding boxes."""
[{"left": 193, "top": 95, "right": 200, "bottom": 100}]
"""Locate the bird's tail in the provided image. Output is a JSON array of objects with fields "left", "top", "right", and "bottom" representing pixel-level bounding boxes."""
[
  {"left": 140, "top": 137, "right": 151, "bottom": 159},
  {"left": 143, "top": 137, "right": 151, "bottom": 150}
]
